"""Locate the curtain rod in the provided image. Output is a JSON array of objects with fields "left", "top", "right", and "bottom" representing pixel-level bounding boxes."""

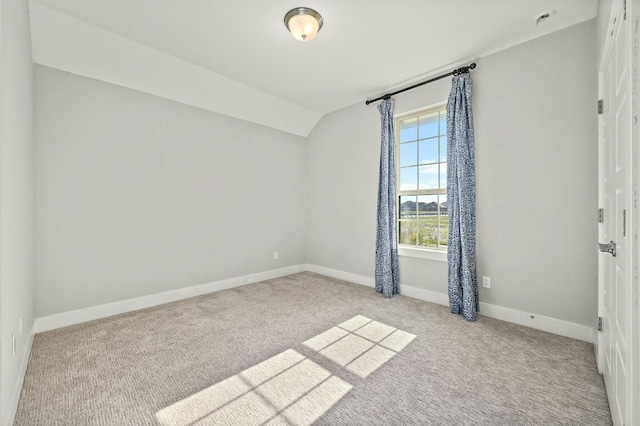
[{"left": 365, "top": 63, "right": 477, "bottom": 105}]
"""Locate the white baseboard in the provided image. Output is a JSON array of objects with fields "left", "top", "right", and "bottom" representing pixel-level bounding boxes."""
[
  {"left": 477, "top": 301, "right": 595, "bottom": 343},
  {"left": 2, "top": 332, "right": 34, "bottom": 426},
  {"left": 33, "top": 265, "right": 305, "bottom": 334},
  {"left": 32, "top": 263, "right": 596, "bottom": 344},
  {"left": 305, "top": 264, "right": 374, "bottom": 287},
  {"left": 304, "top": 264, "right": 595, "bottom": 343},
  {"left": 398, "top": 283, "right": 450, "bottom": 306}
]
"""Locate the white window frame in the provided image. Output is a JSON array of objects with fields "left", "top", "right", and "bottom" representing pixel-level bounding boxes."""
[{"left": 395, "top": 102, "right": 448, "bottom": 262}]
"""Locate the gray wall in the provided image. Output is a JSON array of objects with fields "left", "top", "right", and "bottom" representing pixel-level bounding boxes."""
[
  {"left": 34, "top": 67, "right": 307, "bottom": 317},
  {"left": 596, "top": 0, "right": 613, "bottom": 66},
  {"left": 31, "top": 14, "right": 598, "bottom": 325},
  {"left": 307, "top": 20, "right": 598, "bottom": 326},
  {"left": 0, "top": 1, "right": 34, "bottom": 424}
]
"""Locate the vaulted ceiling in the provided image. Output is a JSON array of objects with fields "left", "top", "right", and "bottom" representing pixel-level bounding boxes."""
[{"left": 30, "top": 0, "right": 598, "bottom": 136}]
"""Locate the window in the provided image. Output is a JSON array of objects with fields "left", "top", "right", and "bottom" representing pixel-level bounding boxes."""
[{"left": 396, "top": 105, "right": 448, "bottom": 251}]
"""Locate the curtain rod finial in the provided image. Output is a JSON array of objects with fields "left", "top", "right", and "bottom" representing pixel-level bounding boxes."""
[{"left": 453, "top": 63, "right": 477, "bottom": 76}]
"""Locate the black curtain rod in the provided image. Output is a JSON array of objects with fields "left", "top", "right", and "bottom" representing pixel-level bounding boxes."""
[{"left": 365, "top": 63, "right": 477, "bottom": 105}]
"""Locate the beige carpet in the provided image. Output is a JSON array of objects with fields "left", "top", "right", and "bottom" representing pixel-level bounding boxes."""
[{"left": 14, "top": 272, "right": 611, "bottom": 425}]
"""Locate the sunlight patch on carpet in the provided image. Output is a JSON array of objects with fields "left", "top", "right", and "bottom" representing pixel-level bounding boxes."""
[
  {"left": 301, "top": 327, "right": 348, "bottom": 351},
  {"left": 319, "top": 334, "right": 375, "bottom": 367},
  {"left": 303, "top": 316, "right": 416, "bottom": 378},
  {"left": 156, "top": 316, "right": 415, "bottom": 425},
  {"left": 156, "top": 349, "right": 352, "bottom": 426}
]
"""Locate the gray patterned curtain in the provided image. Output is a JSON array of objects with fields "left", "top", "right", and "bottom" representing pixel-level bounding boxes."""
[
  {"left": 447, "top": 73, "right": 478, "bottom": 321},
  {"left": 375, "top": 98, "right": 399, "bottom": 298}
]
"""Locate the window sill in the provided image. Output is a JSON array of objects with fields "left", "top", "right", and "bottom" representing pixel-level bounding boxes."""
[{"left": 398, "top": 246, "right": 447, "bottom": 262}]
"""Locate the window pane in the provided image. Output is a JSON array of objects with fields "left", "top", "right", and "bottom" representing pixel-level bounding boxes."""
[
  {"left": 439, "top": 194, "right": 448, "bottom": 215},
  {"left": 439, "top": 111, "right": 447, "bottom": 136},
  {"left": 400, "top": 167, "right": 418, "bottom": 191},
  {"left": 418, "top": 112, "right": 439, "bottom": 139},
  {"left": 400, "top": 142, "right": 418, "bottom": 167},
  {"left": 417, "top": 195, "right": 438, "bottom": 216},
  {"left": 399, "top": 117, "right": 418, "bottom": 143},
  {"left": 438, "top": 194, "right": 448, "bottom": 247},
  {"left": 440, "top": 162, "right": 447, "bottom": 189},
  {"left": 419, "top": 139, "right": 438, "bottom": 165},
  {"left": 399, "top": 221, "right": 418, "bottom": 245},
  {"left": 399, "top": 196, "right": 417, "bottom": 219},
  {"left": 395, "top": 106, "right": 449, "bottom": 250},
  {"left": 439, "top": 224, "right": 449, "bottom": 247},
  {"left": 439, "top": 136, "right": 447, "bottom": 162},
  {"left": 418, "top": 219, "right": 438, "bottom": 247},
  {"left": 418, "top": 164, "right": 438, "bottom": 189},
  {"left": 417, "top": 195, "right": 438, "bottom": 247}
]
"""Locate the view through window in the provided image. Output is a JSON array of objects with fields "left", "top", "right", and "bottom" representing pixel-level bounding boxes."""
[{"left": 396, "top": 105, "right": 448, "bottom": 250}]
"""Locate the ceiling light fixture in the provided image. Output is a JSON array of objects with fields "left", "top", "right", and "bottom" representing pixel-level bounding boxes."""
[{"left": 284, "top": 7, "right": 323, "bottom": 42}]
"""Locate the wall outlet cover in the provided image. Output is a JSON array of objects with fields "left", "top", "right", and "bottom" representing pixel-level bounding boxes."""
[{"left": 482, "top": 276, "right": 491, "bottom": 288}]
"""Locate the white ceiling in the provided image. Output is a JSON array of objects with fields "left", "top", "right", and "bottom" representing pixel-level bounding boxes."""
[{"left": 30, "top": 0, "right": 598, "bottom": 136}]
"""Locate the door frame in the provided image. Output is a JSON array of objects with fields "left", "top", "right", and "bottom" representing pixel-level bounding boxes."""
[{"left": 633, "top": 2, "right": 640, "bottom": 424}]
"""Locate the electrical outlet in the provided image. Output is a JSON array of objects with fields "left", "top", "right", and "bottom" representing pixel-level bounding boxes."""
[
  {"left": 482, "top": 276, "right": 491, "bottom": 288},
  {"left": 273, "top": 251, "right": 279, "bottom": 260},
  {"left": 12, "top": 333, "right": 15, "bottom": 357}
]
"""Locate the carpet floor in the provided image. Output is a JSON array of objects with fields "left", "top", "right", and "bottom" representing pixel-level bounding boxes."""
[{"left": 14, "top": 272, "right": 611, "bottom": 425}]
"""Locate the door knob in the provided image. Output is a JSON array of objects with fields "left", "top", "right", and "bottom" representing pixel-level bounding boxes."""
[{"left": 598, "top": 241, "right": 616, "bottom": 257}]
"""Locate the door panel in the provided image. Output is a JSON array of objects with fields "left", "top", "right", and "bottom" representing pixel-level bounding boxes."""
[{"left": 599, "top": 2, "right": 633, "bottom": 425}]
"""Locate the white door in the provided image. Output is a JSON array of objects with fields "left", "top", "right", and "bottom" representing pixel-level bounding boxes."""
[{"left": 598, "top": 1, "right": 635, "bottom": 425}]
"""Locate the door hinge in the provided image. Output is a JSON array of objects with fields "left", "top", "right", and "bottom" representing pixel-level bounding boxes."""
[
  {"left": 598, "top": 208, "right": 604, "bottom": 223},
  {"left": 598, "top": 99, "right": 604, "bottom": 114},
  {"left": 598, "top": 317, "right": 603, "bottom": 332},
  {"left": 624, "top": 0, "right": 627, "bottom": 20}
]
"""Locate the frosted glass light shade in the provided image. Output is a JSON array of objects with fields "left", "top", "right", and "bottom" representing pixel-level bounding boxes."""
[{"left": 284, "top": 7, "right": 323, "bottom": 42}]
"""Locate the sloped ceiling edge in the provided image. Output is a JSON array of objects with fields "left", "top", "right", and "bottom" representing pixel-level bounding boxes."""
[{"left": 29, "top": 2, "right": 322, "bottom": 138}]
